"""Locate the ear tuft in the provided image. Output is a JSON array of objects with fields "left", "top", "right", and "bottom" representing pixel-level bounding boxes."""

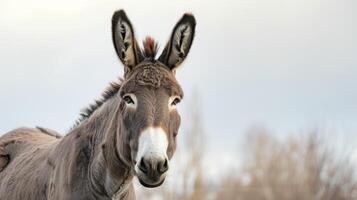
[
  {"left": 112, "top": 10, "right": 128, "bottom": 27},
  {"left": 180, "top": 13, "right": 196, "bottom": 27},
  {"left": 142, "top": 36, "right": 159, "bottom": 59}
]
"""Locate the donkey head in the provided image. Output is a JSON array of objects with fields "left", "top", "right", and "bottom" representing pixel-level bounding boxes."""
[{"left": 111, "top": 10, "right": 196, "bottom": 187}]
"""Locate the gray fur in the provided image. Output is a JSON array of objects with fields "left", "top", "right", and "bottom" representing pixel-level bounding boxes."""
[{"left": 0, "top": 9, "right": 195, "bottom": 200}]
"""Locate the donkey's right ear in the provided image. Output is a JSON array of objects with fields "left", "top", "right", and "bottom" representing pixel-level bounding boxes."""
[
  {"left": 112, "top": 10, "right": 142, "bottom": 71},
  {"left": 158, "top": 13, "right": 196, "bottom": 70}
]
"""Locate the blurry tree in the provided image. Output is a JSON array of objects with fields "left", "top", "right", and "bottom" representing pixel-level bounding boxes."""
[
  {"left": 216, "top": 127, "right": 357, "bottom": 200},
  {"left": 179, "top": 92, "right": 205, "bottom": 200}
]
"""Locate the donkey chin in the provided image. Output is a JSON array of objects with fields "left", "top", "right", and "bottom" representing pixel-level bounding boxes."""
[
  {"left": 134, "top": 127, "right": 170, "bottom": 188},
  {"left": 135, "top": 168, "right": 167, "bottom": 188}
]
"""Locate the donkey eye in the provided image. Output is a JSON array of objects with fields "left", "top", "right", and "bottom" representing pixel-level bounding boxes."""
[
  {"left": 169, "top": 96, "right": 181, "bottom": 110},
  {"left": 123, "top": 95, "right": 134, "bottom": 104},
  {"left": 171, "top": 97, "right": 181, "bottom": 106}
]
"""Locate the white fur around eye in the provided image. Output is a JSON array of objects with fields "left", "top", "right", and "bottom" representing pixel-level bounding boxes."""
[
  {"left": 168, "top": 96, "right": 181, "bottom": 111},
  {"left": 123, "top": 93, "right": 137, "bottom": 109}
]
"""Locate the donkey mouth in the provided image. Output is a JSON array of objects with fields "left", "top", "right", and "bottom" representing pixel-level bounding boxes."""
[
  {"left": 135, "top": 164, "right": 167, "bottom": 188},
  {"left": 135, "top": 167, "right": 166, "bottom": 188},
  {"left": 138, "top": 177, "right": 165, "bottom": 188}
]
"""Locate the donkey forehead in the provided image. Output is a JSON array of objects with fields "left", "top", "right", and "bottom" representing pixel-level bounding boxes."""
[{"left": 121, "top": 62, "right": 183, "bottom": 96}]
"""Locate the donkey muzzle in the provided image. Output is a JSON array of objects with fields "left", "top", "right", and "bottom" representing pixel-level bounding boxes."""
[
  {"left": 135, "top": 127, "right": 169, "bottom": 187},
  {"left": 137, "top": 156, "right": 168, "bottom": 187}
]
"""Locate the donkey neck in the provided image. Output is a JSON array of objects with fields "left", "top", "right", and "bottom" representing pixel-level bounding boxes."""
[{"left": 70, "top": 95, "right": 133, "bottom": 198}]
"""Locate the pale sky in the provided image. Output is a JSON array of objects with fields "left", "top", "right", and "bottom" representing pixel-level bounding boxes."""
[{"left": 0, "top": 0, "right": 357, "bottom": 175}]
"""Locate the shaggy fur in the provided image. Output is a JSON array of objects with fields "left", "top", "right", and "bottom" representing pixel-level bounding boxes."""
[{"left": 73, "top": 80, "right": 122, "bottom": 128}]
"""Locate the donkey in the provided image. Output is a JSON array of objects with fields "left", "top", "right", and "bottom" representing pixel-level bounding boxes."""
[{"left": 0, "top": 10, "right": 196, "bottom": 200}]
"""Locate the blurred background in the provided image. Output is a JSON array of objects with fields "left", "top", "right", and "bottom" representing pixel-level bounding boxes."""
[{"left": 0, "top": 0, "right": 356, "bottom": 199}]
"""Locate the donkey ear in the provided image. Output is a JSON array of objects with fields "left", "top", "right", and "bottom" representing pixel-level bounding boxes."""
[
  {"left": 112, "top": 10, "right": 142, "bottom": 71},
  {"left": 158, "top": 13, "right": 196, "bottom": 70}
]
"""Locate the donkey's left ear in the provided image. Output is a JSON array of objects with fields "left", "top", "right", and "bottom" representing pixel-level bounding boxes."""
[{"left": 158, "top": 13, "right": 196, "bottom": 70}]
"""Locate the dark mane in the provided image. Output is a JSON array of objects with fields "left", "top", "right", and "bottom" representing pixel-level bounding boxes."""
[
  {"left": 72, "top": 78, "right": 122, "bottom": 128},
  {"left": 141, "top": 36, "right": 159, "bottom": 59}
]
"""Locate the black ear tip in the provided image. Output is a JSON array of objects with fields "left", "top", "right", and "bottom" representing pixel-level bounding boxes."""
[
  {"left": 112, "top": 9, "right": 129, "bottom": 23},
  {"left": 181, "top": 13, "right": 196, "bottom": 26}
]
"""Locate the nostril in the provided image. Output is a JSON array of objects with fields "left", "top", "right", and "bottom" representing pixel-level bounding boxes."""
[
  {"left": 138, "top": 158, "right": 148, "bottom": 174},
  {"left": 159, "top": 159, "right": 169, "bottom": 174}
]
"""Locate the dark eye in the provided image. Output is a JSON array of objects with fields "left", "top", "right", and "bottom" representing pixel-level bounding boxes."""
[
  {"left": 171, "top": 97, "right": 181, "bottom": 106},
  {"left": 123, "top": 95, "right": 134, "bottom": 104}
]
